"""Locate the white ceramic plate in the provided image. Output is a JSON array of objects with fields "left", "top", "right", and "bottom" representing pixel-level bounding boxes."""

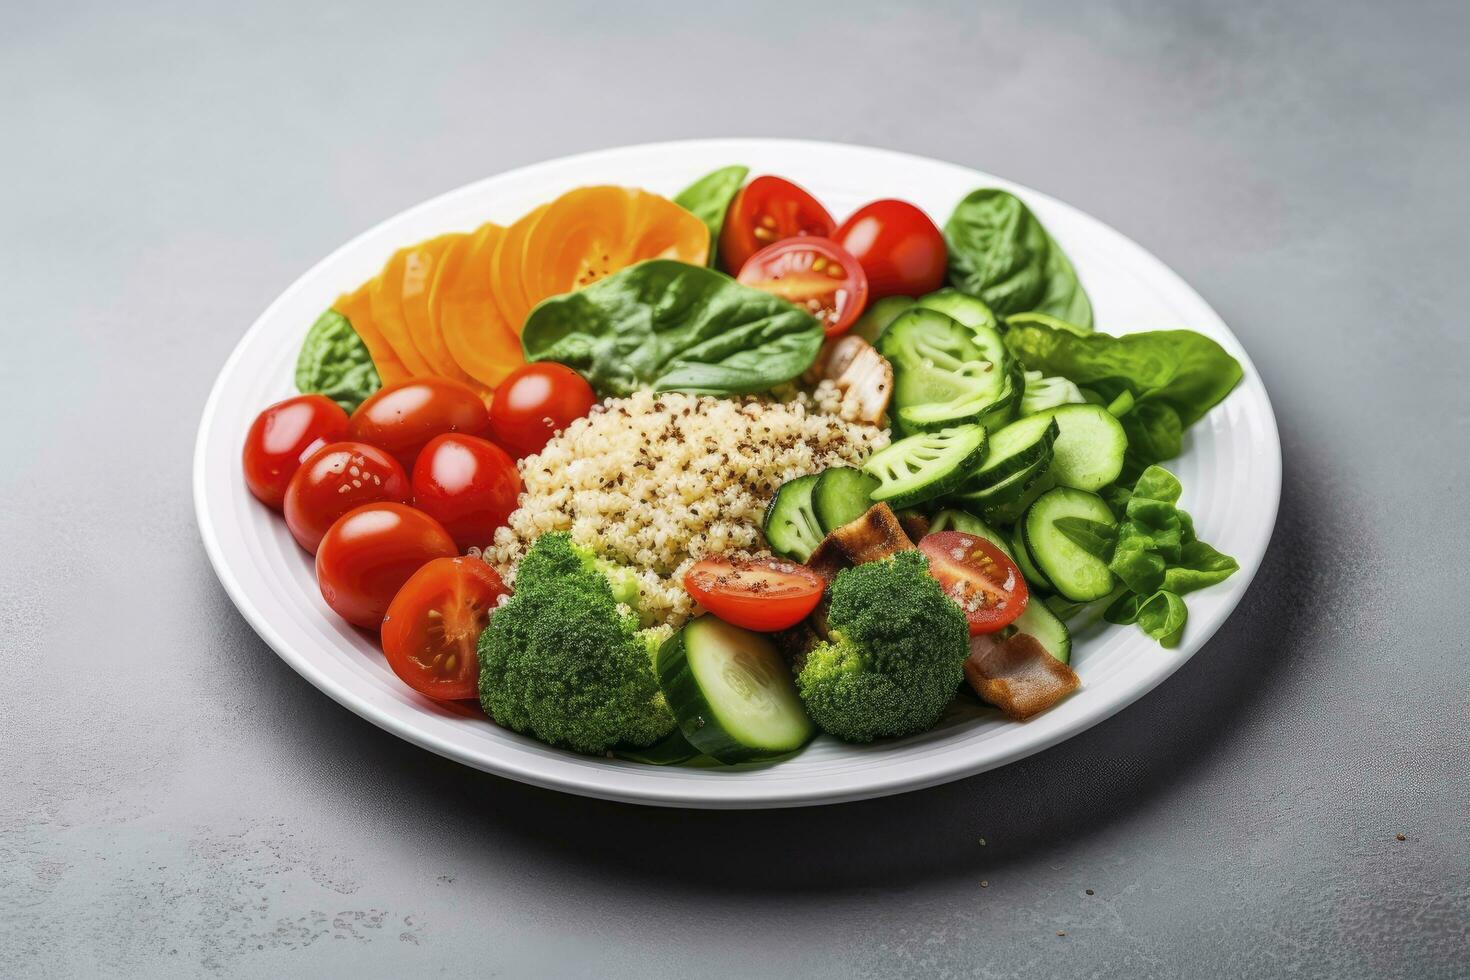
[{"left": 194, "top": 139, "right": 1280, "bottom": 809}]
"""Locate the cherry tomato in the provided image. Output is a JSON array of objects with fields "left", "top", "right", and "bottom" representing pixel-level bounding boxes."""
[
  {"left": 718, "top": 175, "right": 836, "bottom": 275},
  {"left": 683, "top": 556, "right": 825, "bottom": 632},
  {"left": 834, "top": 199, "right": 948, "bottom": 299},
  {"left": 737, "top": 237, "right": 869, "bottom": 337},
  {"left": 283, "top": 441, "right": 411, "bottom": 554},
  {"left": 919, "top": 531, "right": 1029, "bottom": 635},
  {"left": 381, "top": 556, "right": 509, "bottom": 701},
  {"left": 242, "top": 395, "right": 349, "bottom": 510},
  {"left": 411, "top": 434, "right": 522, "bottom": 550},
  {"left": 315, "top": 502, "right": 457, "bottom": 629},
  {"left": 347, "top": 377, "right": 490, "bottom": 471},
  {"left": 488, "top": 362, "right": 597, "bottom": 458}
]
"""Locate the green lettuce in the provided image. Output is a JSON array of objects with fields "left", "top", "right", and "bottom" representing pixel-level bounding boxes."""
[
  {"left": 295, "top": 309, "right": 381, "bottom": 412},
  {"left": 1058, "top": 465, "right": 1238, "bottom": 646}
]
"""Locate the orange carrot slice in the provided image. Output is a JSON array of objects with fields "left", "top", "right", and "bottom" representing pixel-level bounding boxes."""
[
  {"left": 370, "top": 249, "right": 435, "bottom": 376},
  {"left": 402, "top": 233, "right": 475, "bottom": 384},
  {"left": 332, "top": 282, "right": 409, "bottom": 385},
  {"left": 437, "top": 222, "right": 525, "bottom": 388}
]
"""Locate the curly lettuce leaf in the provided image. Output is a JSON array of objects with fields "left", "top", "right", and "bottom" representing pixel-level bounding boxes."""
[
  {"left": 295, "top": 309, "right": 381, "bottom": 412},
  {"left": 520, "top": 259, "right": 823, "bottom": 398}
]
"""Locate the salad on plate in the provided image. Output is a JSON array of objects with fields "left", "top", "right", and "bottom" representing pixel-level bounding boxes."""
[{"left": 240, "top": 167, "right": 1244, "bottom": 767}]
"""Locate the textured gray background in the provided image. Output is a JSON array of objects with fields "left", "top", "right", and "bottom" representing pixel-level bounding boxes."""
[{"left": 2, "top": 1, "right": 1466, "bottom": 977}]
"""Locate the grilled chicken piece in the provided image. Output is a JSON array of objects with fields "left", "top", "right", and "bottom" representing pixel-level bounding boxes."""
[
  {"left": 803, "top": 335, "right": 893, "bottom": 425},
  {"left": 897, "top": 511, "right": 930, "bottom": 542},
  {"left": 964, "top": 632, "right": 1081, "bottom": 720},
  {"left": 832, "top": 342, "right": 893, "bottom": 425}
]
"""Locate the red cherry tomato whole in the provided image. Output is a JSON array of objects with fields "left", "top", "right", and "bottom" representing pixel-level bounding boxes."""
[
  {"left": 718, "top": 175, "right": 836, "bottom": 275},
  {"left": 242, "top": 395, "right": 349, "bottom": 510},
  {"left": 381, "top": 556, "right": 509, "bottom": 701},
  {"left": 834, "top": 199, "right": 948, "bottom": 299},
  {"left": 315, "top": 502, "right": 458, "bottom": 629},
  {"left": 918, "top": 531, "right": 1029, "bottom": 635},
  {"left": 737, "top": 237, "right": 869, "bottom": 337},
  {"left": 682, "top": 556, "right": 825, "bottom": 632},
  {"left": 411, "top": 434, "right": 522, "bottom": 550},
  {"left": 347, "top": 377, "right": 490, "bottom": 471},
  {"left": 488, "top": 362, "right": 597, "bottom": 459},
  {"left": 283, "top": 441, "right": 411, "bottom": 554}
]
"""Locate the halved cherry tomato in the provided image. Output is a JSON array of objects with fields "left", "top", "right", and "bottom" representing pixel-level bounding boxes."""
[
  {"left": 316, "top": 502, "right": 457, "bottom": 629},
  {"left": 411, "top": 434, "right": 522, "bottom": 550},
  {"left": 283, "top": 441, "right": 411, "bottom": 553},
  {"left": 347, "top": 377, "right": 490, "bottom": 471},
  {"left": 919, "top": 531, "right": 1029, "bottom": 635},
  {"left": 242, "top": 394, "right": 349, "bottom": 510},
  {"left": 683, "top": 556, "right": 825, "bottom": 632},
  {"left": 381, "top": 556, "right": 509, "bottom": 700},
  {"left": 488, "top": 362, "right": 597, "bottom": 458},
  {"left": 718, "top": 175, "right": 836, "bottom": 275},
  {"left": 737, "top": 237, "right": 869, "bottom": 337},
  {"left": 834, "top": 199, "right": 948, "bottom": 299}
]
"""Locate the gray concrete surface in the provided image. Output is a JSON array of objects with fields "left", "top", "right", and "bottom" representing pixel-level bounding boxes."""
[{"left": 2, "top": 1, "right": 1466, "bottom": 976}]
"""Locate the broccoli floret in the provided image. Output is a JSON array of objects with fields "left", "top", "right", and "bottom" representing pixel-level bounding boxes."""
[
  {"left": 513, "top": 531, "right": 642, "bottom": 609},
  {"left": 478, "top": 533, "right": 673, "bottom": 754},
  {"left": 796, "top": 550, "right": 970, "bottom": 742}
]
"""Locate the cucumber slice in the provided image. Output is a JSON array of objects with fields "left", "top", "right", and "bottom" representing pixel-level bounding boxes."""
[
  {"left": 1009, "top": 523, "right": 1054, "bottom": 591},
  {"left": 1022, "top": 487, "right": 1118, "bottom": 601},
  {"left": 981, "top": 471, "right": 1056, "bottom": 525},
  {"left": 930, "top": 508, "right": 1015, "bottom": 562},
  {"left": 812, "top": 466, "right": 879, "bottom": 533},
  {"left": 862, "top": 424, "right": 987, "bottom": 509},
  {"left": 951, "top": 440, "right": 1053, "bottom": 509},
  {"left": 1012, "top": 598, "right": 1072, "bottom": 664},
  {"left": 965, "top": 415, "right": 1059, "bottom": 489},
  {"left": 916, "top": 288, "right": 1001, "bottom": 333},
  {"left": 1027, "top": 403, "right": 1127, "bottom": 492},
  {"left": 657, "top": 616, "right": 815, "bottom": 763},
  {"left": 850, "top": 294, "right": 913, "bottom": 344},
  {"left": 879, "top": 309, "right": 1012, "bottom": 433},
  {"left": 763, "top": 474, "right": 823, "bottom": 561}
]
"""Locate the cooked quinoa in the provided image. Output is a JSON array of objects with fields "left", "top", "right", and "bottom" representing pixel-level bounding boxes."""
[{"left": 478, "top": 390, "right": 889, "bottom": 627}]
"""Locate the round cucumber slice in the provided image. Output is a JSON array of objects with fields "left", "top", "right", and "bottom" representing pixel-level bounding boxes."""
[
  {"left": 1022, "top": 486, "right": 1117, "bottom": 602},
  {"left": 862, "top": 424, "right": 987, "bottom": 509},
  {"left": 657, "top": 617, "right": 815, "bottom": 763}
]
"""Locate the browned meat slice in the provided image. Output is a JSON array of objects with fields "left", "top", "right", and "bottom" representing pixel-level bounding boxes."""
[
  {"left": 827, "top": 503, "right": 915, "bottom": 565},
  {"left": 806, "top": 536, "right": 851, "bottom": 586},
  {"left": 964, "top": 632, "right": 1081, "bottom": 721},
  {"left": 897, "top": 511, "right": 931, "bottom": 542}
]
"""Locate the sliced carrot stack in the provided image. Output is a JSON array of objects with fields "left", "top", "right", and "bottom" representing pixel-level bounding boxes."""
[
  {"left": 333, "top": 282, "right": 409, "bottom": 385},
  {"left": 402, "top": 233, "right": 477, "bottom": 385},
  {"left": 489, "top": 203, "right": 550, "bottom": 335},
  {"left": 436, "top": 222, "right": 525, "bottom": 389},
  {"left": 370, "top": 248, "right": 435, "bottom": 376}
]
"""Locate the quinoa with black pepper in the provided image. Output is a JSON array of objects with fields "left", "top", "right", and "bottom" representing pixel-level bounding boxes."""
[{"left": 478, "top": 390, "right": 888, "bottom": 626}]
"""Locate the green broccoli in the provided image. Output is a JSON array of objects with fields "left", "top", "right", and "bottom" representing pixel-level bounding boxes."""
[
  {"left": 796, "top": 550, "right": 970, "bottom": 742},
  {"left": 478, "top": 533, "right": 673, "bottom": 754}
]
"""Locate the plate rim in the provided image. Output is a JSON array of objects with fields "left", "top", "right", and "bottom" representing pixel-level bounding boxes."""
[{"left": 193, "top": 137, "right": 1281, "bottom": 809}]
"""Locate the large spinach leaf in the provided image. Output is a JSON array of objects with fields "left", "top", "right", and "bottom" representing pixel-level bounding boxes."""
[
  {"left": 1004, "top": 320, "right": 1242, "bottom": 473},
  {"left": 673, "top": 165, "right": 747, "bottom": 268},
  {"left": 295, "top": 309, "right": 381, "bottom": 412},
  {"left": 520, "top": 259, "right": 823, "bottom": 397},
  {"left": 945, "top": 189, "right": 1093, "bottom": 330}
]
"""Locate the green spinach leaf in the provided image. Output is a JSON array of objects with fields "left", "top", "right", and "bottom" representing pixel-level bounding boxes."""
[
  {"left": 295, "top": 309, "right": 381, "bottom": 412},
  {"left": 521, "top": 259, "right": 824, "bottom": 398},
  {"left": 944, "top": 189, "right": 1093, "bottom": 330},
  {"left": 673, "top": 165, "right": 748, "bottom": 268}
]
